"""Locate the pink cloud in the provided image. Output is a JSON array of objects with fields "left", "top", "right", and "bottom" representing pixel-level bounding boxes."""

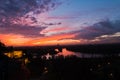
[{"left": 41, "top": 27, "right": 69, "bottom": 34}]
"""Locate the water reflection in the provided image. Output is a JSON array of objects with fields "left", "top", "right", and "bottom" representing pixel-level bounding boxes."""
[
  {"left": 56, "top": 48, "right": 76, "bottom": 57},
  {"left": 42, "top": 48, "right": 104, "bottom": 60},
  {"left": 75, "top": 52, "right": 103, "bottom": 58},
  {"left": 55, "top": 48, "right": 103, "bottom": 58},
  {"left": 4, "top": 48, "right": 104, "bottom": 60}
]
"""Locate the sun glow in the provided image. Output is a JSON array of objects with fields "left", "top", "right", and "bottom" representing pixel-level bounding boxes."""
[{"left": 0, "top": 34, "right": 33, "bottom": 46}]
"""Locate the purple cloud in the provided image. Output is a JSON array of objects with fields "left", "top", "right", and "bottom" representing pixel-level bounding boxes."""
[
  {"left": 75, "top": 19, "right": 120, "bottom": 40},
  {"left": 0, "top": 0, "right": 61, "bottom": 25},
  {"left": 0, "top": 0, "right": 59, "bottom": 17},
  {"left": 0, "top": 24, "right": 46, "bottom": 37},
  {"left": 0, "top": 0, "right": 62, "bottom": 37}
]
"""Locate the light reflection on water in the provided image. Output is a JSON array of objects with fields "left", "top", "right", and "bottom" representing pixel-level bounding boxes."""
[
  {"left": 56, "top": 48, "right": 103, "bottom": 58},
  {"left": 56, "top": 48, "right": 76, "bottom": 57},
  {"left": 42, "top": 48, "right": 104, "bottom": 59},
  {"left": 4, "top": 48, "right": 106, "bottom": 60}
]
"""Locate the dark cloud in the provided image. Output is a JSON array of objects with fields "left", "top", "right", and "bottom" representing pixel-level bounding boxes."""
[
  {"left": 0, "top": 0, "right": 61, "bottom": 37},
  {"left": 0, "top": 0, "right": 61, "bottom": 25},
  {"left": 98, "top": 36, "right": 120, "bottom": 43},
  {"left": 0, "top": 24, "right": 46, "bottom": 37},
  {"left": 0, "top": 0, "right": 59, "bottom": 17},
  {"left": 41, "top": 22, "right": 62, "bottom": 26},
  {"left": 75, "top": 19, "right": 120, "bottom": 40}
]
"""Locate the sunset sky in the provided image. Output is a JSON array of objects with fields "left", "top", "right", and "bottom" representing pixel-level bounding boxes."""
[{"left": 0, "top": 0, "right": 120, "bottom": 46}]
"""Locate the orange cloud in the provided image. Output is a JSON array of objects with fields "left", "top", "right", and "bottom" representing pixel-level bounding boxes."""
[
  {"left": 0, "top": 33, "right": 79, "bottom": 46},
  {"left": 40, "top": 27, "right": 69, "bottom": 34},
  {"left": 25, "top": 33, "right": 78, "bottom": 46}
]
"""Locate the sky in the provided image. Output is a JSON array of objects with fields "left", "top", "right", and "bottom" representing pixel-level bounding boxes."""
[{"left": 0, "top": 0, "right": 120, "bottom": 46}]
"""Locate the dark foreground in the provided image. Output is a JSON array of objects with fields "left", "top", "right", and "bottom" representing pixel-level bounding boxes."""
[
  {"left": 1, "top": 55, "right": 120, "bottom": 80},
  {"left": 29, "top": 56, "right": 120, "bottom": 80},
  {"left": 0, "top": 43, "right": 120, "bottom": 80}
]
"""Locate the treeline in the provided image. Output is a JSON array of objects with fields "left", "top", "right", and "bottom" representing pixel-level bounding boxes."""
[
  {"left": 66, "top": 43, "right": 120, "bottom": 54},
  {"left": 13, "top": 45, "right": 63, "bottom": 56}
]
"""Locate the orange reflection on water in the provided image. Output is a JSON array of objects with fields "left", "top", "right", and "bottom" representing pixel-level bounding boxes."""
[{"left": 56, "top": 48, "right": 76, "bottom": 57}]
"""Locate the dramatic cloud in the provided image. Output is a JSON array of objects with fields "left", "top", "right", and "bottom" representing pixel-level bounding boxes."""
[
  {"left": 75, "top": 19, "right": 120, "bottom": 40},
  {"left": 40, "top": 26, "right": 75, "bottom": 36},
  {"left": 0, "top": 0, "right": 61, "bottom": 37},
  {"left": 0, "top": 24, "right": 46, "bottom": 37},
  {"left": 24, "top": 33, "right": 77, "bottom": 46},
  {"left": 92, "top": 32, "right": 120, "bottom": 43},
  {"left": 0, "top": 0, "right": 59, "bottom": 17},
  {"left": 0, "top": 0, "right": 61, "bottom": 23}
]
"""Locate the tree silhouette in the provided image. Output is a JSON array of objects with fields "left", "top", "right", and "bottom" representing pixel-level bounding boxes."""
[{"left": 0, "top": 41, "right": 6, "bottom": 54}]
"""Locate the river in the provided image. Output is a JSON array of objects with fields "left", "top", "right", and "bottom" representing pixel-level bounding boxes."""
[{"left": 55, "top": 48, "right": 103, "bottom": 58}]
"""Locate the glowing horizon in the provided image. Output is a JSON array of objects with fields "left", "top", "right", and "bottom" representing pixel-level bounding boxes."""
[{"left": 0, "top": 0, "right": 120, "bottom": 46}]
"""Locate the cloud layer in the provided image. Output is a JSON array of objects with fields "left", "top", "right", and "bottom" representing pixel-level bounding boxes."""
[
  {"left": 0, "top": 24, "right": 46, "bottom": 37},
  {"left": 74, "top": 19, "right": 120, "bottom": 43},
  {"left": 0, "top": 0, "right": 61, "bottom": 37},
  {"left": 0, "top": 0, "right": 58, "bottom": 17}
]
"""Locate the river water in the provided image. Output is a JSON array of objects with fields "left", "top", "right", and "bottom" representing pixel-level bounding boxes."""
[{"left": 55, "top": 48, "right": 103, "bottom": 58}]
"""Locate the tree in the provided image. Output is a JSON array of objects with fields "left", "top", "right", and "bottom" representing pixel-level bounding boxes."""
[{"left": 0, "top": 41, "right": 6, "bottom": 54}]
